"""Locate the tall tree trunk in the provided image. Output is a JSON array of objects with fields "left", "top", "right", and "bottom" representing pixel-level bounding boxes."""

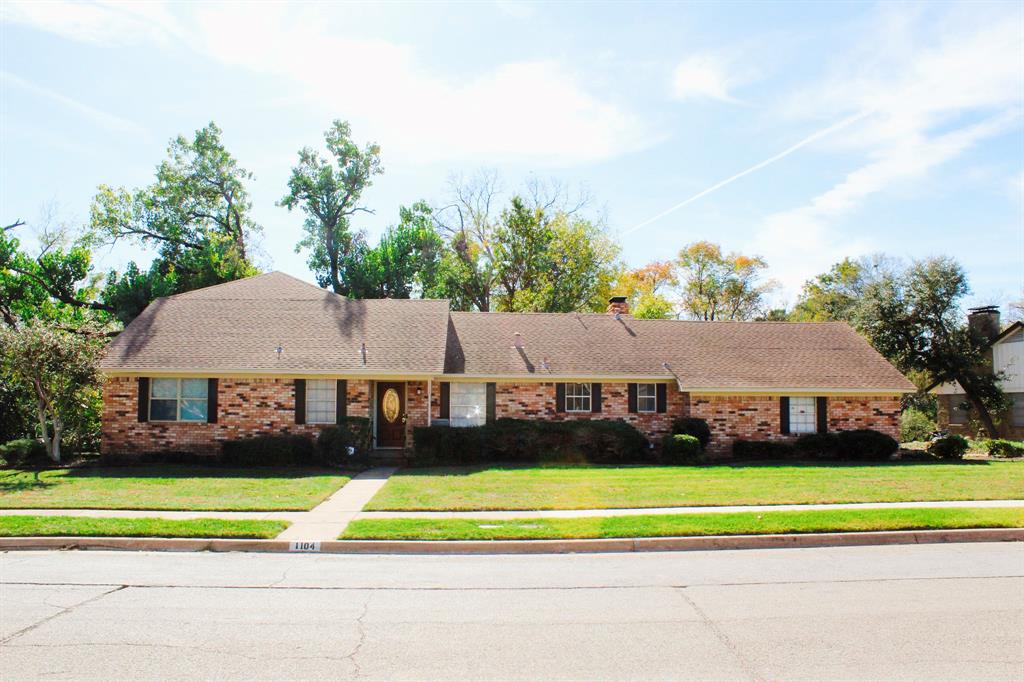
[{"left": 956, "top": 372, "right": 1001, "bottom": 438}]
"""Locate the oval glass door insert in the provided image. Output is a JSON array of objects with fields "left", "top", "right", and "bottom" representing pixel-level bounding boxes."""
[{"left": 382, "top": 388, "right": 401, "bottom": 423}]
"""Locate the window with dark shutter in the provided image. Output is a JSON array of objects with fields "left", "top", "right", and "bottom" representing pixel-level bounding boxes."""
[
  {"left": 591, "top": 383, "right": 602, "bottom": 413},
  {"left": 656, "top": 383, "right": 667, "bottom": 413},
  {"left": 555, "top": 383, "right": 566, "bottom": 412},
  {"left": 486, "top": 382, "right": 496, "bottom": 423},
  {"left": 439, "top": 382, "right": 450, "bottom": 419},
  {"left": 816, "top": 396, "right": 828, "bottom": 434},
  {"left": 137, "top": 377, "right": 150, "bottom": 423},
  {"left": 207, "top": 378, "right": 218, "bottom": 424},
  {"left": 337, "top": 379, "right": 348, "bottom": 423},
  {"left": 779, "top": 396, "right": 790, "bottom": 435},
  {"left": 627, "top": 383, "right": 638, "bottom": 413},
  {"left": 294, "top": 379, "right": 306, "bottom": 425}
]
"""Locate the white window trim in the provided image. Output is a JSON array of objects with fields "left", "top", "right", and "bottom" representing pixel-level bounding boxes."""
[
  {"left": 306, "top": 379, "right": 337, "bottom": 425},
  {"left": 637, "top": 383, "right": 657, "bottom": 413},
  {"left": 150, "top": 378, "right": 208, "bottom": 423},
  {"left": 565, "top": 382, "right": 592, "bottom": 413},
  {"left": 788, "top": 396, "right": 816, "bottom": 434}
]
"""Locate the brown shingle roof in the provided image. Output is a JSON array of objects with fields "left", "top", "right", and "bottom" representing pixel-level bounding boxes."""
[
  {"left": 99, "top": 272, "right": 450, "bottom": 375},
  {"left": 101, "top": 272, "right": 913, "bottom": 392},
  {"left": 445, "top": 312, "right": 914, "bottom": 392}
]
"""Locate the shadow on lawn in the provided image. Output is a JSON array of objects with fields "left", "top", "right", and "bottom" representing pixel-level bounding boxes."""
[
  {"left": 398, "top": 458, "right": 998, "bottom": 476},
  {"left": 57, "top": 465, "right": 342, "bottom": 480},
  {"left": 0, "top": 470, "right": 56, "bottom": 492}
]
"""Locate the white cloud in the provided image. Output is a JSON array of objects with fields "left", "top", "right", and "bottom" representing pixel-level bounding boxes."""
[
  {"left": 670, "top": 55, "right": 740, "bottom": 103},
  {"left": 3, "top": 1, "right": 652, "bottom": 166}
]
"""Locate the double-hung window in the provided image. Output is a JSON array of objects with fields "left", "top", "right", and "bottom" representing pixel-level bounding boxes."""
[
  {"left": 788, "top": 396, "right": 817, "bottom": 434},
  {"left": 565, "top": 383, "right": 592, "bottom": 412},
  {"left": 636, "top": 383, "right": 657, "bottom": 413},
  {"left": 450, "top": 383, "right": 487, "bottom": 427},
  {"left": 306, "top": 379, "right": 337, "bottom": 424},
  {"left": 150, "top": 378, "right": 208, "bottom": 422}
]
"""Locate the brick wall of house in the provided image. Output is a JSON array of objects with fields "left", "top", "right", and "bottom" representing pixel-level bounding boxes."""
[
  {"left": 690, "top": 394, "right": 903, "bottom": 455},
  {"left": 101, "top": 376, "right": 373, "bottom": 455},
  {"left": 405, "top": 381, "right": 429, "bottom": 445}
]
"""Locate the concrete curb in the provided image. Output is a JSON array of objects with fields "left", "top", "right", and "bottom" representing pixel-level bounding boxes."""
[{"left": 1, "top": 528, "right": 1021, "bottom": 555}]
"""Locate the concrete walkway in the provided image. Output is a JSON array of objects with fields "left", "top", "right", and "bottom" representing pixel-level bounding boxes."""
[
  {"left": 353, "top": 498, "right": 1024, "bottom": 520},
  {"left": 276, "top": 467, "right": 397, "bottom": 541}
]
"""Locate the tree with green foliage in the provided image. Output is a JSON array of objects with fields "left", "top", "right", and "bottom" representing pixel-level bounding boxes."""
[
  {"left": 790, "top": 254, "right": 898, "bottom": 323},
  {"left": 280, "top": 120, "right": 383, "bottom": 295},
  {"left": 91, "top": 122, "right": 260, "bottom": 323},
  {"left": 675, "top": 241, "right": 774, "bottom": 320},
  {"left": 0, "top": 320, "right": 104, "bottom": 462},
  {"left": 859, "top": 256, "right": 1008, "bottom": 437}
]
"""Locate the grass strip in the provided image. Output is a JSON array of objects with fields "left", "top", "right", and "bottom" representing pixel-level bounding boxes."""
[
  {"left": 0, "top": 515, "right": 289, "bottom": 539},
  {"left": 340, "top": 507, "right": 1024, "bottom": 541},
  {"left": 366, "top": 462, "right": 1024, "bottom": 511},
  {"left": 0, "top": 466, "right": 350, "bottom": 511}
]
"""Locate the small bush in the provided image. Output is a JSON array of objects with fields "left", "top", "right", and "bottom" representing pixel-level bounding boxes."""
[
  {"left": 900, "top": 408, "right": 936, "bottom": 443},
  {"left": 661, "top": 434, "right": 703, "bottom": 464},
  {"left": 732, "top": 439, "right": 797, "bottom": 460},
  {"left": 794, "top": 433, "right": 840, "bottom": 459},
  {"left": 927, "top": 434, "right": 969, "bottom": 460},
  {"left": 671, "top": 418, "right": 711, "bottom": 449},
  {"left": 835, "top": 429, "right": 899, "bottom": 461},
  {"left": 221, "top": 434, "right": 316, "bottom": 467},
  {"left": 411, "top": 419, "right": 650, "bottom": 466},
  {"left": 987, "top": 439, "right": 1024, "bottom": 458},
  {"left": 0, "top": 438, "right": 48, "bottom": 466},
  {"left": 316, "top": 417, "right": 372, "bottom": 467}
]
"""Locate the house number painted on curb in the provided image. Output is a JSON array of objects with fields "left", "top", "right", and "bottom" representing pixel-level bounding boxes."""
[{"left": 289, "top": 541, "right": 321, "bottom": 552}]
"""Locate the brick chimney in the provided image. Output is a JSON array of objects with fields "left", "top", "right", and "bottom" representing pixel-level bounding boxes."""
[
  {"left": 607, "top": 296, "right": 629, "bottom": 316},
  {"left": 968, "top": 306, "right": 1001, "bottom": 343}
]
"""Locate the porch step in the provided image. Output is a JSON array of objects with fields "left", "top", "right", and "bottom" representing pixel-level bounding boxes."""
[{"left": 368, "top": 449, "right": 408, "bottom": 466}]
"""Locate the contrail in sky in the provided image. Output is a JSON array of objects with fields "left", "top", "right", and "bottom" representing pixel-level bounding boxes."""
[{"left": 622, "top": 109, "right": 874, "bottom": 235}]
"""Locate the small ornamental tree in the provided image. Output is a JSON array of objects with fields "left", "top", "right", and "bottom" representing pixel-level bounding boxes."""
[{"left": 0, "top": 321, "right": 104, "bottom": 463}]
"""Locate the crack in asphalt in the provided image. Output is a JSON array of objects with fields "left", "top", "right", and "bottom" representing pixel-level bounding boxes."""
[
  {"left": 676, "top": 586, "right": 765, "bottom": 682},
  {"left": 340, "top": 596, "right": 372, "bottom": 679},
  {"left": 1, "top": 585, "right": 126, "bottom": 645}
]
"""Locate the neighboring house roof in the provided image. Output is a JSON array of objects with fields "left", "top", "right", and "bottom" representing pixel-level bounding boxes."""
[
  {"left": 445, "top": 311, "right": 914, "bottom": 391},
  {"left": 99, "top": 272, "right": 451, "bottom": 375},
  {"left": 100, "top": 271, "right": 914, "bottom": 392}
]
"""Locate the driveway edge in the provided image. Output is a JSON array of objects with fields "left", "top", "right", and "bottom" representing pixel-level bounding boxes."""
[{"left": 0, "top": 527, "right": 1021, "bottom": 554}]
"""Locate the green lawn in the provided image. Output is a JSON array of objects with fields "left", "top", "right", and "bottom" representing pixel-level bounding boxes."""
[
  {"left": 0, "top": 515, "right": 288, "bottom": 538},
  {"left": 342, "top": 507, "right": 1024, "bottom": 540},
  {"left": 0, "top": 466, "right": 349, "bottom": 511},
  {"left": 366, "top": 462, "right": 1024, "bottom": 511}
]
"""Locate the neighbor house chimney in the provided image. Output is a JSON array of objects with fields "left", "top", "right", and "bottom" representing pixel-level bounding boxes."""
[
  {"left": 607, "top": 296, "right": 629, "bottom": 316},
  {"left": 967, "top": 306, "right": 1001, "bottom": 343}
]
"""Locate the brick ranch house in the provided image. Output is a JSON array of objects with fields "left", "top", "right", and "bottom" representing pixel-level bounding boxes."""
[{"left": 99, "top": 272, "right": 914, "bottom": 457}]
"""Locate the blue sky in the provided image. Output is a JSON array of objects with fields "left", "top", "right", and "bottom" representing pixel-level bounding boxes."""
[{"left": 2, "top": 1, "right": 1022, "bottom": 312}]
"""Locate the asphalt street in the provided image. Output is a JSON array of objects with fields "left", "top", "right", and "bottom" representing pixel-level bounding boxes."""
[{"left": 2, "top": 542, "right": 1022, "bottom": 681}]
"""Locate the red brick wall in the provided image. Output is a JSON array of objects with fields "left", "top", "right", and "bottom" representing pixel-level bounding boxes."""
[
  {"left": 101, "top": 376, "right": 373, "bottom": 455},
  {"left": 690, "top": 394, "right": 903, "bottom": 455},
  {"left": 404, "top": 381, "right": 429, "bottom": 445}
]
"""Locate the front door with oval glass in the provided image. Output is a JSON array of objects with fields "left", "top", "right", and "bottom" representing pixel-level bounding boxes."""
[{"left": 376, "top": 382, "right": 406, "bottom": 448}]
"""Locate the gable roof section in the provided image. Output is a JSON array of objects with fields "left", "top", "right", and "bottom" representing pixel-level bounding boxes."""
[
  {"left": 100, "top": 272, "right": 451, "bottom": 375},
  {"left": 445, "top": 312, "right": 914, "bottom": 392}
]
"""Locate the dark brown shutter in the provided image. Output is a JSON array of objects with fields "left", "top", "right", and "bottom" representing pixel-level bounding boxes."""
[
  {"left": 486, "top": 382, "right": 496, "bottom": 424},
  {"left": 591, "top": 383, "right": 602, "bottom": 413},
  {"left": 439, "top": 382, "right": 450, "bottom": 419},
  {"left": 207, "top": 378, "right": 218, "bottom": 424},
  {"left": 555, "top": 383, "right": 566, "bottom": 412},
  {"left": 627, "top": 384, "right": 638, "bottom": 413},
  {"left": 816, "top": 396, "right": 828, "bottom": 434},
  {"left": 337, "top": 379, "right": 347, "bottom": 423},
  {"left": 294, "top": 379, "right": 306, "bottom": 425},
  {"left": 780, "top": 396, "right": 790, "bottom": 435},
  {"left": 137, "top": 377, "right": 149, "bottom": 423},
  {"left": 656, "top": 384, "right": 667, "bottom": 413}
]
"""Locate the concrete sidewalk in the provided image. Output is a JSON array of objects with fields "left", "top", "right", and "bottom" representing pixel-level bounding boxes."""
[
  {"left": 276, "top": 466, "right": 397, "bottom": 541},
  {"left": 354, "top": 498, "right": 1024, "bottom": 520}
]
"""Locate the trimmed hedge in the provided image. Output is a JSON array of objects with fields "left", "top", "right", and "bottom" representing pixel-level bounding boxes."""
[
  {"left": 987, "top": 439, "right": 1024, "bottom": 458},
  {"left": 411, "top": 418, "right": 650, "bottom": 466},
  {"left": 0, "top": 438, "right": 47, "bottom": 467},
  {"left": 835, "top": 429, "right": 899, "bottom": 461},
  {"left": 794, "top": 433, "right": 840, "bottom": 459},
  {"left": 671, "top": 418, "right": 711, "bottom": 449},
  {"left": 221, "top": 434, "right": 316, "bottom": 467},
  {"left": 316, "top": 417, "right": 372, "bottom": 466},
  {"left": 661, "top": 434, "right": 703, "bottom": 464},
  {"left": 732, "top": 440, "right": 797, "bottom": 460},
  {"left": 927, "top": 434, "right": 969, "bottom": 460},
  {"left": 732, "top": 429, "right": 898, "bottom": 462}
]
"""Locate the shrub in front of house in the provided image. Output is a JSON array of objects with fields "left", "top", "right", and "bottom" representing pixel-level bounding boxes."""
[
  {"left": 794, "top": 433, "right": 840, "bottom": 459},
  {"left": 731, "top": 439, "right": 798, "bottom": 460},
  {"left": 900, "top": 408, "right": 936, "bottom": 443},
  {"left": 661, "top": 434, "right": 703, "bottom": 464},
  {"left": 671, "top": 418, "right": 711, "bottom": 449},
  {"left": 316, "top": 417, "right": 372, "bottom": 467},
  {"left": 927, "top": 434, "right": 970, "bottom": 460},
  {"left": 986, "top": 439, "right": 1024, "bottom": 458},
  {"left": 221, "top": 434, "right": 316, "bottom": 467},
  {"left": 0, "top": 438, "right": 47, "bottom": 467},
  {"left": 410, "top": 419, "right": 650, "bottom": 466},
  {"left": 835, "top": 429, "right": 900, "bottom": 461}
]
